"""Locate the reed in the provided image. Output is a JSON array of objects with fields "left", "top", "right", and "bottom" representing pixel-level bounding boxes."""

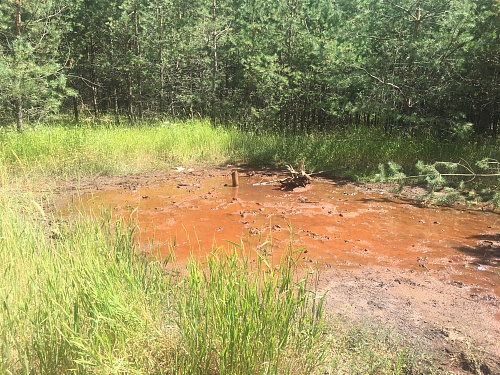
[
  {"left": 0, "top": 193, "right": 169, "bottom": 373},
  {"left": 0, "top": 120, "right": 236, "bottom": 181},
  {"left": 173, "top": 249, "right": 327, "bottom": 374}
]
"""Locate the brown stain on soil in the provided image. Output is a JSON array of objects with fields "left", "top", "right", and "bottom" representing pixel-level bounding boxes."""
[
  {"left": 64, "top": 169, "right": 500, "bottom": 373},
  {"left": 78, "top": 172, "right": 500, "bottom": 298}
]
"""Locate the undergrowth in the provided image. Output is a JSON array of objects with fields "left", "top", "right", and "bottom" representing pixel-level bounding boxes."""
[
  {"left": 0, "top": 187, "right": 436, "bottom": 374},
  {"left": 0, "top": 120, "right": 498, "bottom": 184}
]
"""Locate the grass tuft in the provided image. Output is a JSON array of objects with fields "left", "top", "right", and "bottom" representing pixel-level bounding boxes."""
[
  {"left": 173, "top": 250, "right": 327, "bottom": 374},
  {"left": 0, "top": 194, "right": 169, "bottom": 373}
]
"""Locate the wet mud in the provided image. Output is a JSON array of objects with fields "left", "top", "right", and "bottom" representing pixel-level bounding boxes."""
[
  {"left": 78, "top": 170, "right": 499, "bottom": 296},
  {"left": 65, "top": 168, "right": 499, "bottom": 373}
]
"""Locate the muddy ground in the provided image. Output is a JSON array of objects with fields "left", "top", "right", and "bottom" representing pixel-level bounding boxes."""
[{"left": 54, "top": 166, "right": 500, "bottom": 374}]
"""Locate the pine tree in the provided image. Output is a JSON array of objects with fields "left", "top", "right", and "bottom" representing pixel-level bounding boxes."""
[{"left": 0, "top": 0, "right": 71, "bottom": 131}]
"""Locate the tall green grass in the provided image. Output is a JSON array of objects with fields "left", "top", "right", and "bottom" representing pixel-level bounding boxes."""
[
  {"left": 0, "top": 189, "right": 331, "bottom": 374},
  {"left": 0, "top": 120, "right": 234, "bottom": 179},
  {"left": 1, "top": 120, "right": 498, "bottom": 182},
  {"left": 174, "top": 252, "right": 326, "bottom": 374},
  {"left": 229, "top": 126, "right": 500, "bottom": 178},
  {"left": 0, "top": 196, "right": 169, "bottom": 373}
]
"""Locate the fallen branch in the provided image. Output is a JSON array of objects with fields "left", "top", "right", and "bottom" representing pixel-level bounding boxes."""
[
  {"left": 389, "top": 173, "right": 500, "bottom": 180},
  {"left": 377, "top": 159, "right": 500, "bottom": 208},
  {"left": 387, "top": 160, "right": 500, "bottom": 183}
]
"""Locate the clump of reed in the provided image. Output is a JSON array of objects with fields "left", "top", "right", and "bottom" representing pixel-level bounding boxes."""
[
  {"left": 173, "top": 250, "right": 327, "bottom": 374},
  {"left": 0, "top": 193, "right": 170, "bottom": 373}
]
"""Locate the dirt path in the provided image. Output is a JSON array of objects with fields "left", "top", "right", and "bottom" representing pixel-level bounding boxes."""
[
  {"left": 318, "top": 265, "right": 499, "bottom": 374},
  {"left": 54, "top": 166, "right": 500, "bottom": 374}
]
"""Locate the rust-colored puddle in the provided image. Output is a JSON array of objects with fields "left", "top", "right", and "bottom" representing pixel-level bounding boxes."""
[{"left": 78, "top": 173, "right": 500, "bottom": 297}]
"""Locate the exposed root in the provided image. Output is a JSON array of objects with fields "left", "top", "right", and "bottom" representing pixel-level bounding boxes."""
[{"left": 280, "top": 159, "right": 312, "bottom": 190}]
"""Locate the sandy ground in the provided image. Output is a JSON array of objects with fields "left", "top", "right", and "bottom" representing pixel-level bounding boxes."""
[
  {"left": 53, "top": 167, "right": 500, "bottom": 374},
  {"left": 317, "top": 265, "right": 499, "bottom": 374}
]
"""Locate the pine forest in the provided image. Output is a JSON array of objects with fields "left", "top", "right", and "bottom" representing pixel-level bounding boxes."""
[{"left": 0, "top": 0, "right": 498, "bottom": 135}]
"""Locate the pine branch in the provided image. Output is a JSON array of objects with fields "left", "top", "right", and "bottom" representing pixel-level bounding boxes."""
[
  {"left": 385, "top": 159, "right": 500, "bottom": 182},
  {"left": 389, "top": 173, "right": 500, "bottom": 180},
  {"left": 358, "top": 67, "right": 406, "bottom": 99}
]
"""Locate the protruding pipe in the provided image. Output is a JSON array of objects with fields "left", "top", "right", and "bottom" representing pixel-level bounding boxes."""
[{"left": 231, "top": 170, "right": 239, "bottom": 187}]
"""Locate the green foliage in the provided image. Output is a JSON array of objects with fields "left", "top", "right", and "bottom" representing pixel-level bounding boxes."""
[
  {"left": 415, "top": 160, "right": 451, "bottom": 190},
  {"left": 476, "top": 158, "right": 500, "bottom": 174},
  {"left": 492, "top": 192, "right": 500, "bottom": 210},
  {"left": 450, "top": 121, "right": 474, "bottom": 140},
  {"left": 0, "top": 1, "right": 72, "bottom": 130},
  {"left": 378, "top": 158, "right": 500, "bottom": 208},
  {"left": 433, "top": 187, "right": 464, "bottom": 206},
  {"left": 175, "top": 252, "right": 327, "bottom": 374},
  {"left": 376, "top": 162, "right": 405, "bottom": 183},
  {"left": 0, "top": 0, "right": 496, "bottom": 134}
]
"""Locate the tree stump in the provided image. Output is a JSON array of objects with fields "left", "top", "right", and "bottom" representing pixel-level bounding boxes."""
[{"left": 279, "top": 159, "right": 312, "bottom": 190}]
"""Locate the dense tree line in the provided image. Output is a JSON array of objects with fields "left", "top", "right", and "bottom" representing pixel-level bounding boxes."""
[{"left": 0, "top": 0, "right": 498, "bottom": 134}]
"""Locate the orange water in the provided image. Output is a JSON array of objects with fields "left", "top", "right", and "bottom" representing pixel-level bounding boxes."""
[{"left": 78, "top": 174, "right": 500, "bottom": 297}]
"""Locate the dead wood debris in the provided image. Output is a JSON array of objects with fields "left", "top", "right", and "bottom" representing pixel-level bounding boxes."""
[
  {"left": 251, "top": 159, "right": 313, "bottom": 189},
  {"left": 279, "top": 159, "right": 312, "bottom": 190}
]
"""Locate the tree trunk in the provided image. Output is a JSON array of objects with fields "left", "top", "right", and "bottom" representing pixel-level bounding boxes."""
[
  {"left": 15, "top": 98, "right": 23, "bottom": 133},
  {"left": 89, "top": 35, "right": 99, "bottom": 118},
  {"left": 211, "top": 0, "right": 218, "bottom": 126},
  {"left": 114, "top": 88, "right": 120, "bottom": 125},
  {"left": 406, "top": 0, "right": 422, "bottom": 113},
  {"left": 73, "top": 96, "right": 79, "bottom": 122},
  {"left": 15, "top": 0, "right": 23, "bottom": 132},
  {"left": 157, "top": 5, "right": 165, "bottom": 115},
  {"left": 127, "top": 72, "right": 135, "bottom": 124},
  {"left": 133, "top": 4, "right": 143, "bottom": 119},
  {"left": 16, "top": 0, "right": 22, "bottom": 35},
  {"left": 91, "top": 85, "right": 99, "bottom": 118}
]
